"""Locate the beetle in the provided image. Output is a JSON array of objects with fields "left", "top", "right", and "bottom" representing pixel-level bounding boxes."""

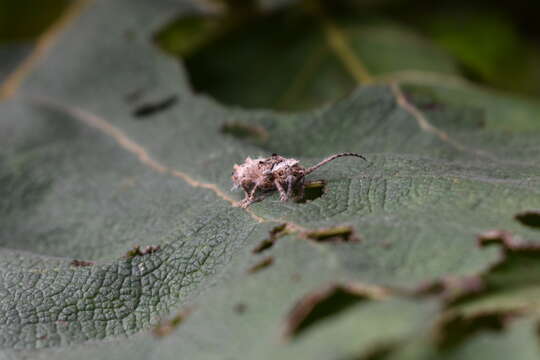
[{"left": 232, "top": 152, "right": 366, "bottom": 208}]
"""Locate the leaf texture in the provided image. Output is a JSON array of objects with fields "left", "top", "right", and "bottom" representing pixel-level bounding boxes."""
[{"left": 1, "top": 0, "right": 540, "bottom": 358}]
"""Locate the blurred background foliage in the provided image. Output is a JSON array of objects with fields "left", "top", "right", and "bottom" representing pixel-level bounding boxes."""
[
  {"left": 2, "top": 0, "right": 540, "bottom": 107},
  {"left": 0, "top": 0, "right": 68, "bottom": 41},
  {"left": 0, "top": 0, "right": 68, "bottom": 82}
]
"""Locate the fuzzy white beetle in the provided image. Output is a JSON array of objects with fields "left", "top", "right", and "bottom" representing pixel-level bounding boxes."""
[{"left": 232, "top": 153, "right": 366, "bottom": 208}]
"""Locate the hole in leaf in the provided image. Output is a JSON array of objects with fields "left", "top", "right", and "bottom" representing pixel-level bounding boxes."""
[
  {"left": 253, "top": 223, "right": 288, "bottom": 253},
  {"left": 292, "top": 288, "right": 364, "bottom": 335},
  {"left": 70, "top": 259, "right": 94, "bottom": 267},
  {"left": 233, "top": 303, "right": 247, "bottom": 314},
  {"left": 221, "top": 121, "right": 269, "bottom": 143},
  {"left": 514, "top": 210, "right": 540, "bottom": 229},
  {"left": 477, "top": 229, "right": 540, "bottom": 250},
  {"left": 247, "top": 256, "right": 274, "bottom": 274},
  {"left": 132, "top": 95, "right": 178, "bottom": 118},
  {"left": 304, "top": 225, "right": 360, "bottom": 243},
  {"left": 429, "top": 230, "right": 540, "bottom": 318},
  {"left": 124, "top": 245, "right": 161, "bottom": 258},
  {"left": 295, "top": 180, "right": 326, "bottom": 203},
  {"left": 283, "top": 283, "right": 387, "bottom": 339},
  {"left": 477, "top": 229, "right": 517, "bottom": 247},
  {"left": 436, "top": 313, "right": 507, "bottom": 350}
]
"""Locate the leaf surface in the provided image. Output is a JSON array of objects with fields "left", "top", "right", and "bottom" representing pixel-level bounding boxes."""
[{"left": 1, "top": 0, "right": 540, "bottom": 358}]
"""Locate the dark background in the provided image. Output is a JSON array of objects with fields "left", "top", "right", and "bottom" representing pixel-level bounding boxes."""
[{"left": 2, "top": 0, "right": 539, "bottom": 97}]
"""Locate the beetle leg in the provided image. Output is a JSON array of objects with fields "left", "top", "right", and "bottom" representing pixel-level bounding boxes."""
[
  {"left": 274, "top": 179, "right": 288, "bottom": 202},
  {"left": 236, "top": 183, "right": 255, "bottom": 208},
  {"left": 250, "top": 182, "right": 261, "bottom": 197},
  {"left": 286, "top": 175, "right": 295, "bottom": 199}
]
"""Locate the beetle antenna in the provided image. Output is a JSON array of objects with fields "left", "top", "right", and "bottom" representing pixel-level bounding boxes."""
[{"left": 304, "top": 153, "right": 366, "bottom": 176}]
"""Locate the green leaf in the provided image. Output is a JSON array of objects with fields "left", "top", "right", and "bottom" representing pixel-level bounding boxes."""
[
  {"left": 448, "top": 231, "right": 540, "bottom": 317},
  {"left": 2, "top": 0, "right": 540, "bottom": 359}
]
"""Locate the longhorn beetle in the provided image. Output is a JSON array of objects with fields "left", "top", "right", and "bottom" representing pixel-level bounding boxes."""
[{"left": 232, "top": 153, "right": 366, "bottom": 208}]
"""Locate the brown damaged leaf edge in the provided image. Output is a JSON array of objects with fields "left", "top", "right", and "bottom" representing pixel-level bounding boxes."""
[
  {"left": 415, "top": 228, "right": 540, "bottom": 351},
  {"left": 282, "top": 282, "right": 390, "bottom": 340},
  {"left": 252, "top": 223, "right": 288, "bottom": 254},
  {"left": 413, "top": 229, "right": 537, "bottom": 352},
  {"left": 477, "top": 229, "right": 540, "bottom": 251},
  {"left": 152, "top": 307, "right": 194, "bottom": 338},
  {"left": 70, "top": 259, "right": 95, "bottom": 267},
  {"left": 407, "top": 229, "right": 540, "bottom": 353},
  {"left": 514, "top": 210, "right": 540, "bottom": 229},
  {"left": 125, "top": 245, "right": 161, "bottom": 258},
  {"left": 416, "top": 276, "right": 485, "bottom": 305},
  {"left": 302, "top": 225, "right": 360, "bottom": 243},
  {"left": 417, "top": 229, "right": 540, "bottom": 305},
  {"left": 247, "top": 256, "right": 274, "bottom": 274}
]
